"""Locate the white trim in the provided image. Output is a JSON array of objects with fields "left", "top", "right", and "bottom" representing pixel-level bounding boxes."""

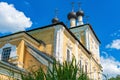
[
  {"left": 85, "top": 28, "right": 90, "bottom": 50},
  {"left": 54, "top": 25, "right": 64, "bottom": 63},
  {"left": 0, "top": 60, "right": 24, "bottom": 80},
  {"left": 0, "top": 67, "right": 21, "bottom": 80},
  {"left": 93, "top": 69, "right": 97, "bottom": 80},
  {"left": 75, "top": 41, "right": 79, "bottom": 63},
  {"left": 66, "top": 48, "right": 72, "bottom": 62},
  {"left": 27, "top": 47, "right": 49, "bottom": 66},
  {"left": 67, "top": 38, "right": 73, "bottom": 49},
  {"left": 87, "top": 25, "right": 100, "bottom": 45}
]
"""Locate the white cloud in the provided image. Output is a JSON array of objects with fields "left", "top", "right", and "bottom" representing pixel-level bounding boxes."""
[
  {"left": 110, "top": 29, "right": 120, "bottom": 37},
  {"left": 101, "top": 55, "right": 120, "bottom": 78},
  {"left": 111, "top": 32, "right": 117, "bottom": 37},
  {"left": 101, "top": 51, "right": 108, "bottom": 58},
  {"left": 0, "top": 2, "right": 32, "bottom": 33},
  {"left": 106, "top": 39, "right": 120, "bottom": 50},
  {"left": 24, "top": 1, "right": 30, "bottom": 6}
]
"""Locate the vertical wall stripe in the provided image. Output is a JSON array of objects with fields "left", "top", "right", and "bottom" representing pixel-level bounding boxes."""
[
  {"left": 85, "top": 28, "right": 89, "bottom": 50},
  {"left": 75, "top": 41, "right": 79, "bottom": 64},
  {"left": 54, "top": 25, "right": 64, "bottom": 63}
]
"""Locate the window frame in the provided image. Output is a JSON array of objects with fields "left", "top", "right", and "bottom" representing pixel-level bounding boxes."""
[
  {"left": 66, "top": 48, "right": 72, "bottom": 62},
  {"left": 0, "top": 43, "right": 17, "bottom": 61},
  {"left": 85, "top": 64, "right": 88, "bottom": 74},
  {"left": 1, "top": 47, "right": 11, "bottom": 62}
]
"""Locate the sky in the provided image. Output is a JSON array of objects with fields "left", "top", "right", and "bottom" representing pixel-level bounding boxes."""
[{"left": 0, "top": 0, "right": 120, "bottom": 78}]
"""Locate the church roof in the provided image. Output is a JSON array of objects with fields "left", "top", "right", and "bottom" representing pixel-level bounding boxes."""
[
  {"left": 26, "top": 22, "right": 92, "bottom": 55},
  {"left": 0, "top": 22, "right": 94, "bottom": 55},
  {"left": 0, "top": 31, "right": 45, "bottom": 45}
]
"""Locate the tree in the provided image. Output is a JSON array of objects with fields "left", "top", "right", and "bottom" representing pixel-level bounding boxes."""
[
  {"left": 22, "top": 58, "right": 89, "bottom": 80},
  {"left": 109, "top": 75, "right": 120, "bottom": 80}
]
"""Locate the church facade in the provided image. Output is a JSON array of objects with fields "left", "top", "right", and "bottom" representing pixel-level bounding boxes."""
[{"left": 0, "top": 7, "right": 102, "bottom": 80}]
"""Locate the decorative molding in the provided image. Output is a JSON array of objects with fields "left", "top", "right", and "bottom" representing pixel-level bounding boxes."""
[
  {"left": 26, "top": 42, "right": 53, "bottom": 66},
  {"left": 27, "top": 47, "right": 49, "bottom": 66},
  {"left": 0, "top": 60, "right": 25, "bottom": 80},
  {"left": 66, "top": 38, "right": 73, "bottom": 49},
  {"left": 85, "top": 28, "right": 90, "bottom": 50},
  {"left": 0, "top": 65, "right": 21, "bottom": 79}
]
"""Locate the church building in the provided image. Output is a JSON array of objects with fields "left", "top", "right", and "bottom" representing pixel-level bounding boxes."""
[{"left": 0, "top": 4, "right": 102, "bottom": 80}]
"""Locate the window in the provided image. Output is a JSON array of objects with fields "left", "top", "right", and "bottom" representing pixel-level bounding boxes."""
[
  {"left": 67, "top": 49, "right": 71, "bottom": 62},
  {"left": 94, "top": 72, "right": 97, "bottom": 80},
  {"left": 85, "top": 64, "right": 87, "bottom": 73},
  {"left": 79, "top": 60, "right": 82, "bottom": 70},
  {"left": 0, "top": 43, "right": 17, "bottom": 61},
  {"left": 82, "top": 65, "right": 84, "bottom": 72},
  {"left": 1, "top": 47, "right": 11, "bottom": 62}
]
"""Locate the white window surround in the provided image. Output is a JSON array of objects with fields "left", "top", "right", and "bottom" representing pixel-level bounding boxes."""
[
  {"left": 79, "top": 59, "right": 82, "bottom": 70},
  {"left": 66, "top": 38, "right": 73, "bottom": 48},
  {"left": 0, "top": 43, "right": 17, "bottom": 60},
  {"left": 94, "top": 72, "right": 97, "bottom": 80},
  {"left": 85, "top": 62, "right": 88, "bottom": 73},
  {"left": 93, "top": 68, "right": 97, "bottom": 80},
  {"left": 66, "top": 48, "right": 72, "bottom": 62},
  {"left": 79, "top": 55, "right": 83, "bottom": 69}
]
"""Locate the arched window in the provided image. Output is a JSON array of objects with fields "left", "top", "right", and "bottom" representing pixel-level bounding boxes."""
[{"left": 0, "top": 43, "right": 17, "bottom": 62}]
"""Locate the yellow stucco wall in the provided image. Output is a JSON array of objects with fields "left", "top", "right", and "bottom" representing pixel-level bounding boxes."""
[
  {"left": 62, "top": 29, "right": 89, "bottom": 62},
  {"left": 23, "top": 49, "right": 47, "bottom": 72},
  {"left": 0, "top": 33, "right": 50, "bottom": 79},
  {"left": 28, "top": 27, "right": 55, "bottom": 56},
  {"left": 62, "top": 29, "right": 90, "bottom": 73},
  {"left": 61, "top": 28, "right": 101, "bottom": 80},
  {"left": 88, "top": 31, "right": 100, "bottom": 63},
  {"left": 0, "top": 25, "right": 102, "bottom": 80},
  {"left": 0, "top": 33, "right": 46, "bottom": 70},
  {"left": 80, "top": 31, "right": 86, "bottom": 46}
]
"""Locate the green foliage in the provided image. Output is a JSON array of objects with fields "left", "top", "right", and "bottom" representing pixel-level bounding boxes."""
[
  {"left": 109, "top": 75, "right": 120, "bottom": 80},
  {"left": 21, "top": 58, "right": 89, "bottom": 80},
  {"left": 21, "top": 67, "right": 45, "bottom": 80}
]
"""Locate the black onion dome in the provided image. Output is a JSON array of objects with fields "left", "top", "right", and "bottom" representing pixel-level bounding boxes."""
[
  {"left": 76, "top": 10, "right": 84, "bottom": 17},
  {"left": 67, "top": 12, "right": 77, "bottom": 20},
  {"left": 52, "top": 17, "right": 59, "bottom": 23}
]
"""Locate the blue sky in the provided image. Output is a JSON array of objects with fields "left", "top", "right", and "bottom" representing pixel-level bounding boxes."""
[{"left": 0, "top": 0, "right": 120, "bottom": 78}]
